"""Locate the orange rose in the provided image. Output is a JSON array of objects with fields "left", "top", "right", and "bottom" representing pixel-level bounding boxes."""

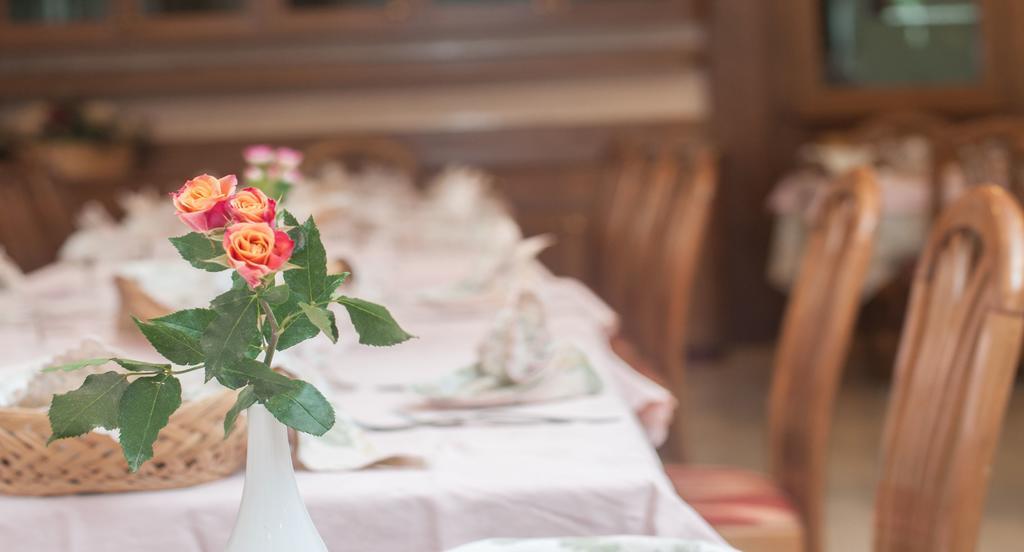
[
  {"left": 227, "top": 187, "right": 276, "bottom": 224},
  {"left": 223, "top": 222, "right": 294, "bottom": 288},
  {"left": 171, "top": 174, "right": 237, "bottom": 232}
]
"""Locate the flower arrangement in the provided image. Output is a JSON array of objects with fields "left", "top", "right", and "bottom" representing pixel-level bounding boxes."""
[
  {"left": 44, "top": 172, "right": 411, "bottom": 471},
  {"left": 243, "top": 145, "right": 303, "bottom": 201}
]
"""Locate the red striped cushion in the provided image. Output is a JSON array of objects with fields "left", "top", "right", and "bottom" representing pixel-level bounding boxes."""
[{"left": 665, "top": 465, "right": 801, "bottom": 529}]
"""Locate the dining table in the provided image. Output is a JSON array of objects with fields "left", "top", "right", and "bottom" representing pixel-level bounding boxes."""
[{"left": 0, "top": 178, "right": 726, "bottom": 551}]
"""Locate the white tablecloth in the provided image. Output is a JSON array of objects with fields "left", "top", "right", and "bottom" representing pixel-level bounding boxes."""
[{"left": 0, "top": 246, "right": 722, "bottom": 550}]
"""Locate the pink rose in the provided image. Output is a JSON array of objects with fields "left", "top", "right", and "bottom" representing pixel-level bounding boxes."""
[
  {"left": 171, "top": 174, "right": 237, "bottom": 232},
  {"left": 227, "top": 187, "right": 276, "bottom": 224},
  {"left": 276, "top": 147, "right": 303, "bottom": 170},
  {"left": 223, "top": 222, "right": 294, "bottom": 288},
  {"left": 244, "top": 145, "right": 275, "bottom": 165}
]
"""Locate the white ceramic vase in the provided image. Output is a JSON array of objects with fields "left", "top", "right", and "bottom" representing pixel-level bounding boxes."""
[{"left": 225, "top": 404, "right": 327, "bottom": 552}]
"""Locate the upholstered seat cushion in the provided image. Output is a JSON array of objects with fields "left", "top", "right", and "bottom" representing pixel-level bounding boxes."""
[{"left": 666, "top": 465, "right": 805, "bottom": 552}]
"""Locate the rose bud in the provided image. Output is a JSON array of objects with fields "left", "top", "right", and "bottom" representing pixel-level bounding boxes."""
[
  {"left": 227, "top": 187, "right": 276, "bottom": 224},
  {"left": 223, "top": 222, "right": 295, "bottom": 288},
  {"left": 171, "top": 174, "right": 237, "bottom": 232},
  {"left": 243, "top": 144, "right": 275, "bottom": 165}
]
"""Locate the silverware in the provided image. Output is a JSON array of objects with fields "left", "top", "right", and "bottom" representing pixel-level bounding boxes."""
[{"left": 355, "top": 410, "right": 620, "bottom": 432}]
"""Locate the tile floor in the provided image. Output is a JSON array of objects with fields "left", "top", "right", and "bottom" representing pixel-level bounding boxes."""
[{"left": 685, "top": 346, "right": 1024, "bottom": 551}]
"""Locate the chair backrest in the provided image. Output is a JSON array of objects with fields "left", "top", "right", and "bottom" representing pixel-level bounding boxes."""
[
  {"left": 617, "top": 147, "right": 682, "bottom": 318},
  {"left": 650, "top": 149, "right": 717, "bottom": 456},
  {"left": 595, "top": 143, "right": 652, "bottom": 311},
  {"left": 874, "top": 185, "right": 1024, "bottom": 552},
  {"left": 302, "top": 136, "right": 418, "bottom": 178},
  {"left": 767, "top": 167, "right": 880, "bottom": 552},
  {"left": 942, "top": 117, "right": 1024, "bottom": 201}
]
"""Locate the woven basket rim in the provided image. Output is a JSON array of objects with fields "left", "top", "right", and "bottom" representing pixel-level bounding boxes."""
[{"left": 0, "top": 387, "right": 233, "bottom": 417}]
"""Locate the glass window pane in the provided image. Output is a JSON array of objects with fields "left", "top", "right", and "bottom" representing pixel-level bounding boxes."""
[
  {"left": 142, "top": 0, "right": 243, "bottom": 14},
  {"left": 9, "top": 0, "right": 109, "bottom": 23},
  {"left": 822, "top": 0, "right": 982, "bottom": 86}
]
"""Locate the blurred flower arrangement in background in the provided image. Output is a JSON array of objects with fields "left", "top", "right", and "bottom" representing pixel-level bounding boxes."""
[{"left": 244, "top": 145, "right": 303, "bottom": 202}]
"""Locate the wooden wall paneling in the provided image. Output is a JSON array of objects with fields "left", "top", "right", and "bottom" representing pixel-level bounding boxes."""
[{"left": 708, "top": 0, "right": 784, "bottom": 342}]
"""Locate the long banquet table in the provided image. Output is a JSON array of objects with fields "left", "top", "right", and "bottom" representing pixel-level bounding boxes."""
[{"left": 0, "top": 211, "right": 725, "bottom": 551}]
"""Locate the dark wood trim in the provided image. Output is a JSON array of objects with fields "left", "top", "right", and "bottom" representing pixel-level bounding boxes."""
[
  {"left": 781, "top": 0, "right": 1009, "bottom": 121},
  {"left": 707, "top": 0, "right": 782, "bottom": 343}
]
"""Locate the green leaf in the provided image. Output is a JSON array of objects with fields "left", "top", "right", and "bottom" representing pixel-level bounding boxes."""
[
  {"left": 224, "top": 386, "right": 256, "bottom": 438},
  {"left": 263, "top": 380, "right": 335, "bottom": 436},
  {"left": 118, "top": 373, "right": 182, "bottom": 472},
  {"left": 283, "top": 214, "right": 331, "bottom": 304},
  {"left": 202, "top": 289, "right": 261, "bottom": 386},
  {"left": 43, "top": 358, "right": 170, "bottom": 374},
  {"left": 218, "top": 357, "right": 291, "bottom": 391},
  {"left": 261, "top": 285, "right": 291, "bottom": 305},
  {"left": 47, "top": 372, "right": 129, "bottom": 443},
  {"left": 134, "top": 317, "right": 204, "bottom": 366},
  {"left": 113, "top": 359, "right": 172, "bottom": 372},
  {"left": 336, "top": 296, "right": 414, "bottom": 347},
  {"left": 269, "top": 292, "right": 321, "bottom": 351},
  {"left": 299, "top": 302, "right": 338, "bottom": 343},
  {"left": 169, "top": 232, "right": 228, "bottom": 272},
  {"left": 231, "top": 271, "right": 248, "bottom": 290},
  {"left": 133, "top": 309, "right": 216, "bottom": 366},
  {"left": 152, "top": 308, "right": 217, "bottom": 339},
  {"left": 43, "top": 358, "right": 113, "bottom": 373}
]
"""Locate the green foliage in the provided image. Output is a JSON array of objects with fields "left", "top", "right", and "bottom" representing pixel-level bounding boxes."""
[
  {"left": 263, "top": 380, "right": 334, "bottom": 436},
  {"left": 45, "top": 358, "right": 171, "bottom": 373},
  {"left": 282, "top": 213, "right": 331, "bottom": 304},
  {"left": 48, "top": 372, "right": 129, "bottom": 443},
  {"left": 44, "top": 358, "right": 115, "bottom": 373},
  {"left": 134, "top": 308, "right": 216, "bottom": 366},
  {"left": 299, "top": 302, "right": 338, "bottom": 343},
  {"left": 201, "top": 289, "right": 261, "bottom": 386},
  {"left": 261, "top": 285, "right": 291, "bottom": 305},
  {"left": 113, "top": 359, "right": 172, "bottom": 372},
  {"left": 118, "top": 374, "right": 182, "bottom": 472},
  {"left": 218, "top": 357, "right": 290, "bottom": 392},
  {"left": 266, "top": 291, "right": 320, "bottom": 351},
  {"left": 223, "top": 386, "right": 256, "bottom": 438},
  {"left": 169, "top": 232, "right": 228, "bottom": 272},
  {"left": 336, "top": 296, "right": 414, "bottom": 347}
]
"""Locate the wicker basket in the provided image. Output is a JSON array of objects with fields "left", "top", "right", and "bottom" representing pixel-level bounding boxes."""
[{"left": 0, "top": 388, "right": 247, "bottom": 496}]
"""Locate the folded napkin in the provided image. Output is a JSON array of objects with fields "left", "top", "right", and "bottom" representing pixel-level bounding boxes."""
[
  {"left": 413, "top": 292, "right": 602, "bottom": 408},
  {"left": 446, "top": 536, "right": 735, "bottom": 552},
  {"left": 417, "top": 234, "right": 554, "bottom": 309}
]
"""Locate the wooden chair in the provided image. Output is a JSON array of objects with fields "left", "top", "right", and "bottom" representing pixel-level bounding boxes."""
[
  {"left": 940, "top": 116, "right": 1024, "bottom": 204},
  {"left": 643, "top": 149, "right": 717, "bottom": 457},
  {"left": 666, "top": 168, "right": 880, "bottom": 552},
  {"left": 874, "top": 185, "right": 1024, "bottom": 552},
  {"left": 302, "top": 136, "right": 418, "bottom": 179},
  {"left": 593, "top": 141, "right": 652, "bottom": 314}
]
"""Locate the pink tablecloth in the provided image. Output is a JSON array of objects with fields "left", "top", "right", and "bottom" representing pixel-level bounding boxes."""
[{"left": 0, "top": 249, "right": 717, "bottom": 551}]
